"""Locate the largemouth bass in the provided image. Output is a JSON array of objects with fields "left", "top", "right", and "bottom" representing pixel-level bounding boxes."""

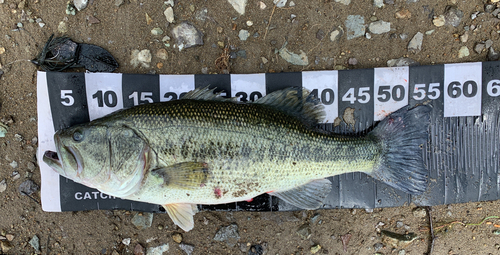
[{"left": 43, "top": 87, "right": 430, "bottom": 231}]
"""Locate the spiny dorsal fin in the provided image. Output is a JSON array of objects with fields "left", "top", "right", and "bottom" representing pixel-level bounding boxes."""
[
  {"left": 180, "top": 86, "right": 237, "bottom": 102},
  {"left": 151, "top": 162, "right": 210, "bottom": 190},
  {"left": 254, "top": 87, "right": 325, "bottom": 125}
]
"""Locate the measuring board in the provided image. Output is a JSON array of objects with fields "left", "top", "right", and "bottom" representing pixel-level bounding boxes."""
[{"left": 37, "top": 61, "right": 500, "bottom": 213}]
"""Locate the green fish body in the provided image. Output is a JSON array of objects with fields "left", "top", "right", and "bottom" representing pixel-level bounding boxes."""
[{"left": 43, "top": 87, "right": 430, "bottom": 231}]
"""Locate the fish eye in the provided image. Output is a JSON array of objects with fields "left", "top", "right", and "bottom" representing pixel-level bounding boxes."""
[{"left": 73, "top": 131, "right": 84, "bottom": 142}]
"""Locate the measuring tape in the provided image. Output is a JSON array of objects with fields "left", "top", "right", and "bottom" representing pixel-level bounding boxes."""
[{"left": 37, "top": 61, "right": 500, "bottom": 212}]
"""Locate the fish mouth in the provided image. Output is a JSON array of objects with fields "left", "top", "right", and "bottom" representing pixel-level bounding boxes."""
[{"left": 43, "top": 150, "right": 64, "bottom": 175}]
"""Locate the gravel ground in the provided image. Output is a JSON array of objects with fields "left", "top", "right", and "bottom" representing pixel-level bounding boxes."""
[{"left": 2, "top": 0, "right": 500, "bottom": 254}]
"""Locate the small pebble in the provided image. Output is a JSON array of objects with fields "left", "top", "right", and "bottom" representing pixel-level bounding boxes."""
[
  {"left": 29, "top": 235, "right": 40, "bottom": 252},
  {"left": 412, "top": 207, "right": 427, "bottom": 218},
  {"left": 172, "top": 233, "right": 183, "bottom": 243},
  {"left": 458, "top": 46, "right": 469, "bottom": 58},
  {"left": 179, "top": 243, "right": 194, "bottom": 255},
  {"left": 310, "top": 244, "right": 321, "bottom": 254},
  {"left": 348, "top": 57, "right": 358, "bottom": 65},
  {"left": 316, "top": 29, "right": 325, "bottom": 40},
  {"left": 10, "top": 161, "right": 18, "bottom": 168},
  {"left": 156, "top": 49, "right": 168, "bottom": 60},
  {"left": 395, "top": 9, "right": 411, "bottom": 19},
  {"left": 475, "top": 43, "right": 485, "bottom": 54},
  {"left": 246, "top": 20, "right": 253, "bottom": 26},
  {"left": 238, "top": 29, "right": 250, "bottom": 41},
  {"left": 0, "top": 180, "right": 6, "bottom": 193},
  {"left": 485, "top": 39, "right": 494, "bottom": 49},
  {"left": 459, "top": 32, "right": 468, "bottom": 43},
  {"left": 433, "top": 15, "right": 445, "bottom": 27},
  {"left": 396, "top": 221, "right": 404, "bottom": 228},
  {"left": 122, "top": 238, "right": 131, "bottom": 246},
  {"left": 6, "top": 234, "right": 14, "bottom": 242},
  {"left": 151, "top": 28, "right": 164, "bottom": 35},
  {"left": 12, "top": 172, "right": 20, "bottom": 181},
  {"left": 374, "top": 0, "right": 384, "bottom": 8},
  {"left": 164, "top": 7, "right": 174, "bottom": 23},
  {"left": 19, "top": 179, "right": 39, "bottom": 195}
]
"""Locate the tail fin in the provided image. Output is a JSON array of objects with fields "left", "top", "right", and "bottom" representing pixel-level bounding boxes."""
[{"left": 368, "top": 105, "right": 431, "bottom": 195}]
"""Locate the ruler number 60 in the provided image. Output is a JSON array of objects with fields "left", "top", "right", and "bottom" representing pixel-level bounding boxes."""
[{"left": 447, "top": 80, "right": 478, "bottom": 98}]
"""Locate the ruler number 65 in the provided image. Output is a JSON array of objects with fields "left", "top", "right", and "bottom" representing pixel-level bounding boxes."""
[
  {"left": 487, "top": 79, "right": 500, "bottom": 97},
  {"left": 60, "top": 90, "right": 74, "bottom": 106}
]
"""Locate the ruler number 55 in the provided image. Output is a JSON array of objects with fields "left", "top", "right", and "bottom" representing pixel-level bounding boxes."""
[
  {"left": 61, "top": 90, "right": 74, "bottom": 106},
  {"left": 413, "top": 83, "right": 440, "bottom": 100}
]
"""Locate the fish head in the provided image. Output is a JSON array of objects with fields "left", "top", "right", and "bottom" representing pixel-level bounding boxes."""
[{"left": 43, "top": 124, "right": 151, "bottom": 196}]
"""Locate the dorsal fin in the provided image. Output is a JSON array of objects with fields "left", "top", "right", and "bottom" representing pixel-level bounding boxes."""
[
  {"left": 180, "top": 86, "right": 237, "bottom": 102},
  {"left": 254, "top": 87, "right": 325, "bottom": 125},
  {"left": 181, "top": 86, "right": 325, "bottom": 125}
]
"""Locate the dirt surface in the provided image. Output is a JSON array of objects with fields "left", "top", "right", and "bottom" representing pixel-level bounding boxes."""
[{"left": 2, "top": 0, "right": 500, "bottom": 254}]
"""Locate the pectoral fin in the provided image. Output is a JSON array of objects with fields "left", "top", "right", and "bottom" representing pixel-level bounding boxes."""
[
  {"left": 269, "top": 178, "right": 332, "bottom": 210},
  {"left": 163, "top": 203, "right": 198, "bottom": 232},
  {"left": 151, "top": 162, "right": 210, "bottom": 189}
]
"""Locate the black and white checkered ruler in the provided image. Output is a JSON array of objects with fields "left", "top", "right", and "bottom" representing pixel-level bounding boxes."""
[{"left": 37, "top": 61, "right": 500, "bottom": 212}]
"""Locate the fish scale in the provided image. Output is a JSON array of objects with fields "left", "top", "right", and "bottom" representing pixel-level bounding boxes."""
[{"left": 107, "top": 100, "right": 381, "bottom": 204}]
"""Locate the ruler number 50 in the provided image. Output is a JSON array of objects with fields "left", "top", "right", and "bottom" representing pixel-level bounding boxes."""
[{"left": 60, "top": 90, "right": 74, "bottom": 106}]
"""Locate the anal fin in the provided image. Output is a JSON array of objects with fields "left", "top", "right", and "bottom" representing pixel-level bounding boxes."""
[
  {"left": 152, "top": 162, "right": 210, "bottom": 190},
  {"left": 163, "top": 203, "right": 198, "bottom": 232},
  {"left": 269, "top": 179, "right": 332, "bottom": 210}
]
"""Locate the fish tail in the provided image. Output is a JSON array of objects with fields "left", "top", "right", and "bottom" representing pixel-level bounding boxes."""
[{"left": 368, "top": 105, "right": 431, "bottom": 195}]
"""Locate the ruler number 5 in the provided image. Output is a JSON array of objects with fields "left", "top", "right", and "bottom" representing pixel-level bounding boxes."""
[{"left": 60, "top": 90, "right": 74, "bottom": 106}]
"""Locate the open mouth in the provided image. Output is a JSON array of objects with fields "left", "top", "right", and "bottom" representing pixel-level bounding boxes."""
[
  {"left": 43, "top": 150, "right": 62, "bottom": 169},
  {"left": 44, "top": 150, "right": 59, "bottom": 161}
]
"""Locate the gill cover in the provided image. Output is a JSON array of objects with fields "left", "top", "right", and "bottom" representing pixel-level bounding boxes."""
[{"left": 50, "top": 125, "right": 151, "bottom": 197}]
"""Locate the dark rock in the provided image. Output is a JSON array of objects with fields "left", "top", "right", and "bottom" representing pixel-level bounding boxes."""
[
  {"left": 236, "top": 50, "right": 247, "bottom": 58},
  {"left": 213, "top": 224, "right": 240, "bottom": 247},
  {"left": 485, "top": 4, "right": 495, "bottom": 13},
  {"left": 316, "top": 29, "right": 325, "bottom": 40},
  {"left": 488, "top": 47, "right": 500, "bottom": 61},
  {"left": 179, "top": 243, "right": 194, "bottom": 255},
  {"left": 444, "top": 6, "right": 463, "bottom": 27},
  {"left": 248, "top": 244, "right": 264, "bottom": 255},
  {"left": 374, "top": 243, "right": 384, "bottom": 251},
  {"left": 171, "top": 22, "right": 204, "bottom": 51},
  {"left": 18, "top": 179, "right": 39, "bottom": 195},
  {"left": 296, "top": 224, "right": 311, "bottom": 239}
]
